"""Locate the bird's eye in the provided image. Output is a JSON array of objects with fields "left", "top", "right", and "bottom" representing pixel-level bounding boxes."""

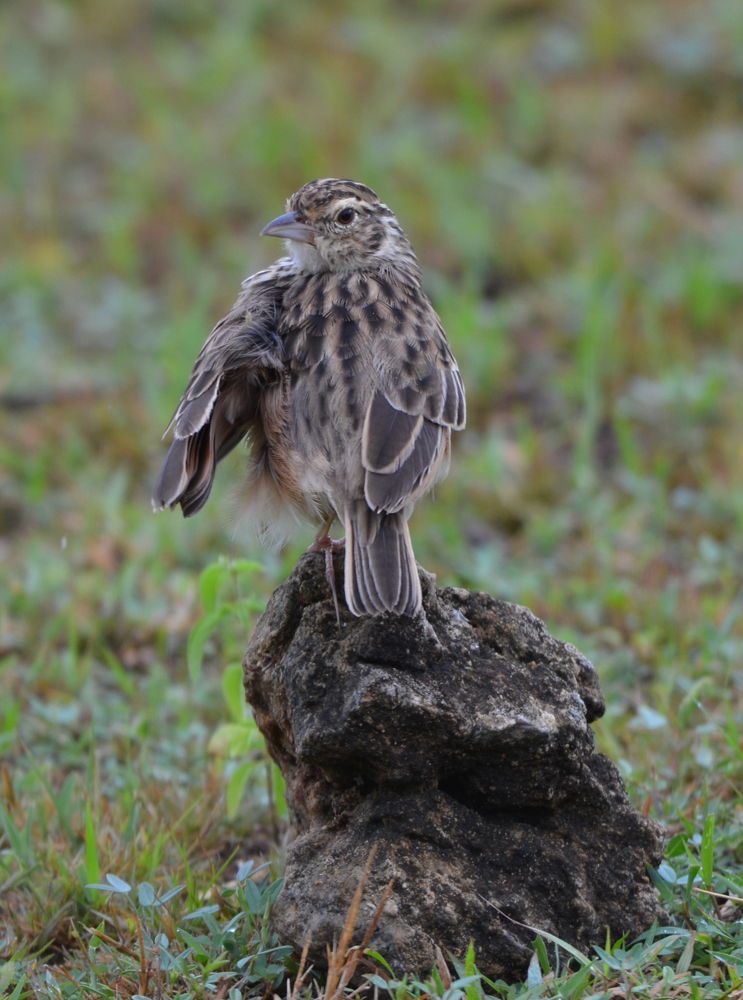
[{"left": 336, "top": 207, "right": 355, "bottom": 225}]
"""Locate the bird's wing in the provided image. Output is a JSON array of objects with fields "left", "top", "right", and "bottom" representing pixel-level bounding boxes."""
[
  {"left": 153, "top": 264, "right": 290, "bottom": 517},
  {"left": 360, "top": 274, "right": 466, "bottom": 514}
]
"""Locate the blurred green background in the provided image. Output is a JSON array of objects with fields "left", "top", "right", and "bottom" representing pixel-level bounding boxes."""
[{"left": 2, "top": 0, "right": 743, "bottom": 975}]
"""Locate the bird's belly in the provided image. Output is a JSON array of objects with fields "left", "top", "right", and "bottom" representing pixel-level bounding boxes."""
[
  {"left": 255, "top": 380, "right": 338, "bottom": 523},
  {"left": 296, "top": 449, "right": 336, "bottom": 516}
]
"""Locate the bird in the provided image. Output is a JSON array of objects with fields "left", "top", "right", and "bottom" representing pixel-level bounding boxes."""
[{"left": 153, "top": 178, "right": 466, "bottom": 619}]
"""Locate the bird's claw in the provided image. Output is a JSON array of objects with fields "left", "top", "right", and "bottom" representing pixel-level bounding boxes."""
[{"left": 308, "top": 535, "right": 346, "bottom": 627}]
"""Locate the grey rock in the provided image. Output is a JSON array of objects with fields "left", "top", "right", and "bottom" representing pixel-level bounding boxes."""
[{"left": 244, "top": 553, "right": 665, "bottom": 982}]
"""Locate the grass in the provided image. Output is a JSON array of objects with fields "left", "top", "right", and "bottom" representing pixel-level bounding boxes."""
[{"left": 2, "top": 0, "right": 743, "bottom": 994}]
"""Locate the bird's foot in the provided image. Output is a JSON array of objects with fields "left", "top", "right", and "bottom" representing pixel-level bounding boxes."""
[{"left": 308, "top": 534, "right": 346, "bottom": 626}]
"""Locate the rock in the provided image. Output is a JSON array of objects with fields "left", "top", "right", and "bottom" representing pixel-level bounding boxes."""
[{"left": 244, "top": 553, "right": 665, "bottom": 982}]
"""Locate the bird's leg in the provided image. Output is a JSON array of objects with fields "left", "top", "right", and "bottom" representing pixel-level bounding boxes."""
[{"left": 308, "top": 521, "right": 346, "bottom": 626}]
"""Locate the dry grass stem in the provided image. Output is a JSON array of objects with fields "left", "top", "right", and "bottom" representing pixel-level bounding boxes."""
[
  {"left": 434, "top": 944, "right": 452, "bottom": 989},
  {"left": 335, "top": 875, "right": 397, "bottom": 995},
  {"left": 134, "top": 910, "right": 149, "bottom": 997},
  {"left": 324, "top": 845, "right": 383, "bottom": 1000},
  {"left": 290, "top": 933, "right": 313, "bottom": 1000},
  {"left": 694, "top": 888, "right": 743, "bottom": 905}
]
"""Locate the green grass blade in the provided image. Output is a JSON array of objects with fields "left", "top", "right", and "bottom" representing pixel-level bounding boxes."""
[
  {"left": 85, "top": 799, "right": 100, "bottom": 891},
  {"left": 0, "top": 801, "right": 31, "bottom": 868},
  {"left": 701, "top": 813, "right": 715, "bottom": 889}
]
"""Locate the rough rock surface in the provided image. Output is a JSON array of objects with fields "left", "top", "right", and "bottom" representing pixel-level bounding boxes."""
[{"left": 243, "top": 553, "right": 665, "bottom": 982}]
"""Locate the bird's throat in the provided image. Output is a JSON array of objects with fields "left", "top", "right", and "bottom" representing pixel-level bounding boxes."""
[{"left": 286, "top": 240, "right": 330, "bottom": 274}]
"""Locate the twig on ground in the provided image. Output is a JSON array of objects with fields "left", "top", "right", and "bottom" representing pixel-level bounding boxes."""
[{"left": 82, "top": 925, "right": 139, "bottom": 960}]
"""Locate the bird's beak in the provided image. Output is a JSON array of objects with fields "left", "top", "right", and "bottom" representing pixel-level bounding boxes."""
[{"left": 260, "top": 211, "right": 319, "bottom": 244}]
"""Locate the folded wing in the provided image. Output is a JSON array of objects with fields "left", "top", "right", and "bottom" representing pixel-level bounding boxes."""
[
  {"left": 345, "top": 307, "right": 465, "bottom": 616},
  {"left": 361, "top": 333, "right": 466, "bottom": 515}
]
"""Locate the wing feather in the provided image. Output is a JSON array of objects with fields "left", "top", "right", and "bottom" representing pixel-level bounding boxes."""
[
  {"left": 172, "top": 374, "right": 222, "bottom": 439},
  {"left": 154, "top": 262, "right": 290, "bottom": 516},
  {"left": 354, "top": 275, "right": 466, "bottom": 518},
  {"left": 362, "top": 393, "right": 423, "bottom": 474},
  {"left": 365, "top": 419, "right": 443, "bottom": 513}
]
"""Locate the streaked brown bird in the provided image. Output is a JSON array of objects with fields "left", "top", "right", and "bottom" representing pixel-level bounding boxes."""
[{"left": 154, "top": 179, "right": 466, "bottom": 618}]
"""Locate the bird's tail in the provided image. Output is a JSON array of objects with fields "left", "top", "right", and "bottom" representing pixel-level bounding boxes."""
[{"left": 344, "top": 499, "right": 422, "bottom": 616}]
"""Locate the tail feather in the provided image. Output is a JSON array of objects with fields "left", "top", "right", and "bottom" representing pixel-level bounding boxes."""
[{"left": 345, "top": 500, "right": 421, "bottom": 617}]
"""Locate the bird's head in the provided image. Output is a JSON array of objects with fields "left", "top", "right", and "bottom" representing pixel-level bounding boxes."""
[{"left": 260, "top": 179, "right": 418, "bottom": 275}]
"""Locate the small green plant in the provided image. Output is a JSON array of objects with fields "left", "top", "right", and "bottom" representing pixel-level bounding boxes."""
[
  {"left": 188, "top": 557, "right": 286, "bottom": 821},
  {"left": 39, "top": 862, "right": 294, "bottom": 999},
  {"left": 208, "top": 660, "right": 286, "bottom": 821},
  {"left": 187, "top": 557, "right": 266, "bottom": 683}
]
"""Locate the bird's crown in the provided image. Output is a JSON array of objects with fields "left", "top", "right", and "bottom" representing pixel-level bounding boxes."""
[{"left": 288, "top": 178, "right": 383, "bottom": 216}]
